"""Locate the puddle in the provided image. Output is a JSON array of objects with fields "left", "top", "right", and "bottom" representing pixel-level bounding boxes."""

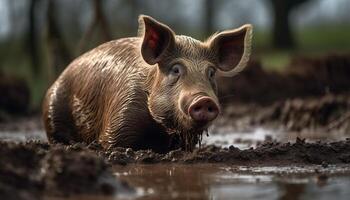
[
  {"left": 0, "top": 127, "right": 275, "bottom": 149},
  {"left": 0, "top": 130, "right": 46, "bottom": 141},
  {"left": 203, "top": 127, "right": 276, "bottom": 149},
  {"left": 1, "top": 125, "right": 350, "bottom": 199},
  {"left": 113, "top": 164, "right": 350, "bottom": 200}
]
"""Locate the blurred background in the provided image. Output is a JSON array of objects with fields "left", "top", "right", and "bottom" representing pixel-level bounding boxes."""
[{"left": 0, "top": 0, "right": 350, "bottom": 119}]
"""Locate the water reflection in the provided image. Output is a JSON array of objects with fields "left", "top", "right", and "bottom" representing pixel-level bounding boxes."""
[
  {"left": 114, "top": 164, "right": 350, "bottom": 200},
  {"left": 279, "top": 183, "right": 306, "bottom": 200},
  {"left": 1, "top": 129, "right": 350, "bottom": 200}
]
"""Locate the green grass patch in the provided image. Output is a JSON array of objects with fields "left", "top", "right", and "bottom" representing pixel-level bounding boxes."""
[
  {"left": 296, "top": 25, "right": 350, "bottom": 52},
  {"left": 258, "top": 51, "right": 292, "bottom": 71}
]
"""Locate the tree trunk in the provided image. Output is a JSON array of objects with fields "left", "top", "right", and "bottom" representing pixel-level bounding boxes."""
[
  {"left": 93, "top": 0, "right": 111, "bottom": 41},
  {"left": 270, "top": 0, "right": 311, "bottom": 49},
  {"left": 78, "top": 0, "right": 112, "bottom": 53},
  {"left": 271, "top": 1, "right": 295, "bottom": 49},
  {"left": 46, "top": 0, "right": 72, "bottom": 79},
  {"left": 129, "top": 0, "right": 140, "bottom": 27},
  {"left": 28, "top": 0, "right": 40, "bottom": 74},
  {"left": 204, "top": 0, "right": 214, "bottom": 37}
]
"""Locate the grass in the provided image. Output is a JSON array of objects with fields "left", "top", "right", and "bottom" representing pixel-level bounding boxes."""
[
  {"left": 297, "top": 25, "right": 350, "bottom": 51},
  {"left": 253, "top": 25, "right": 350, "bottom": 71}
]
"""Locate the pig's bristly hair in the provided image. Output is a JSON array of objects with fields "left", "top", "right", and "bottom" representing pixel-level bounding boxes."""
[
  {"left": 137, "top": 15, "right": 149, "bottom": 38},
  {"left": 137, "top": 15, "right": 175, "bottom": 38},
  {"left": 138, "top": 14, "right": 253, "bottom": 78},
  {"left": 137, "top": 15, "right": 146, "bottom": 38},
  {"left": 206, "top": 24, "right": 253, "bottom": 77},
  {"left": 137, "top": 15, "right": 252, "bottom": 151}
]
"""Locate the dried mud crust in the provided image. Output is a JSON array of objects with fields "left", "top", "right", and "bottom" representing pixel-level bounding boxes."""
[{"left": 0, "top": 141, "right": 133, "bottom": 200}]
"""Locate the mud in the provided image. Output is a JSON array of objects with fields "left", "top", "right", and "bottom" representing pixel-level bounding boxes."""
[
  {"left": 114, "top": 164, "right": 350, "bottom": 200},
  {"left": 218, "top": 54, "right": 350, "bottom": 105},
  {"left": 105, "top": 138, "right": 350, "bottom": 165},
  {"left": 255, "top": 94, "right": 350, "bottom": 132},
  {"left": 0, "top": 141, "right": 133, "bottom": 200},
  {"left": 215, "top": 94, "right": 350, "bottom": 138},
  {"left": 0, "top": 71, "right": 30, "bottom": 121},
  {"left": 1, "top": 137, "right": 350, "bottom": 199}
]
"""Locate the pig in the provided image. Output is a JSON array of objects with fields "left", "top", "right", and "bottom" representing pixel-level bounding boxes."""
[{"left": 42, "top": 15, "right": 253, "bottom": 152}]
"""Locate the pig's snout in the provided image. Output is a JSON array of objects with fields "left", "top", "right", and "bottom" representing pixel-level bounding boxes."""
[{"left": 188, "top": 97, "right": 219, "bottom": 124}]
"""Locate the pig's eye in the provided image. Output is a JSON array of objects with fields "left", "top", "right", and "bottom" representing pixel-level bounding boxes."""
[
  {"left": 208, "top": 67, "right": 216, "bottom": 79},
  {"left": 169, "top": 64, "right": 183, "bottom": 77}
]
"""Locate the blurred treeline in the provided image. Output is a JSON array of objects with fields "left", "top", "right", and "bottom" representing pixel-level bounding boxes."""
[{"left": 0, "top": 0, "right": 350, "bottom": 110}]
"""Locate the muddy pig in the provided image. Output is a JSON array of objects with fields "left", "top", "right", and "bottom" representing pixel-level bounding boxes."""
[{"left": 42, "top": 15, "right": 253, "bottom": 152}]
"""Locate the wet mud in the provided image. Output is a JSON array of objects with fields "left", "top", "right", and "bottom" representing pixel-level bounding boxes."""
[
  {"left": 0, "top": 141, "right": 133, "bottom": 200},
  {"left": 255, "top": 94, "right": 350, "bottom": 132},
  {"left": 0, "top": 71, "right": 30, "bottom": 121},
  {"left": 1, "top": 138, "right": 350, "bottom": 199},
  {"left": 212, "top": 93, "right": 350, "bottom": 144},
  {"left": 105, "top": 138, "right": 350, "bottom": 165},
  {"left": 218, "top": 54, "right": 350, "bottom": 104},
  {"left": 113, "top": 164, "right": 350, "bottom": 200}
]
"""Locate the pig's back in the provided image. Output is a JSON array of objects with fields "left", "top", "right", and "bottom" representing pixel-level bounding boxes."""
[{"left": 53, "top": 37, "right": 155, "bottom": 146}]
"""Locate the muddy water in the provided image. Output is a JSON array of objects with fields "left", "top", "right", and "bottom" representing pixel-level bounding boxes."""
[
  {"left": 1, "top": 125, "right": 350, "bottom": 199},
  {"left": 113, "top": 164, "right": 350, "bottom": 200}
]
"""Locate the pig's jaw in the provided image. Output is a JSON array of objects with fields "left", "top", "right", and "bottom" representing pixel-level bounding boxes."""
[
  {"left": 162, "top": 118, "right": 208, "bottom": 151},
  {"left": 147, "top": 100, "right": 209, "bottom": 151},
  {"left": 166, "top": 128, "right": 204, "bottom": 151}
]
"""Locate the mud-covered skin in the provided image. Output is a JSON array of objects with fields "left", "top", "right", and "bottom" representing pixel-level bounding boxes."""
[
  {"left": 43, "top": 15, "right": 253, "bottom": 152},
  {"left": 43, "top": 38, "right": 175, "bottom": 152}
]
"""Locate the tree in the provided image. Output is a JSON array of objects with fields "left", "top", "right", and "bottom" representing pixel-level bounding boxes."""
[
  {"left": 27, "top": 0, "right": 40, "bottom": 74},
  {"left": 270, "top": 0, "right": 311, "bottom": 49},
  {"left": 203, "top": 0, "right": 215, "bottom": 37},
  {"left": 78, "top": 0, "right": 112, "bottom": 53},
  {"left": 46, "top": 0, "right": 72, "bottom": 79}
]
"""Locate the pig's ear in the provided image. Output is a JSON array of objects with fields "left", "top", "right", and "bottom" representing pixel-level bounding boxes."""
[
  {"left": 208, "top": 24, "right": 253, "bottom": 77},
  {"left": 138, "top": 15, "right": 175, "bottom": 65}
]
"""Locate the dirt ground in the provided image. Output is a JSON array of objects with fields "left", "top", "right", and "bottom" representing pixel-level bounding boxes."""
[
  {"left": 1, "top": 138, "right": 350, "bottom": 199},
  {"left": 106, "top": 138, "right": 350, "bottom": 165},
  {"left": 218, "top": 53, "right": 350, "bottom": 104},
  {"left": 1, "top": 54, "right": 350, "bottom": 199},
  {"left": 0, "top": 141, "right": 134, "bottom": 200},
  {"left": 0, "top": 71, "right": 30, "bottom": 121}
]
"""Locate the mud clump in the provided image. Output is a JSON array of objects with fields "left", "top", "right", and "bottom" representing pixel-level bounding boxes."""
[
  {"left": 255, "top": 94, "right": 350, "bottom": 132},
  {"left": 0, "top": 72, "right": 30, "bottom": 121},
  {"left": 218, "top": 60, "right": 282, "bottom": 104},
  {"left": 0, "top": 141, "right": 133, "bottom": 200},
  {"left": 218, "top": 54, "right": 350, "bottom": 105},
  {"left": 0, "top": 142, "right": 47, "bottom": 200},
  {"left": 287, "top": 54, "right": 350, "bottom": 93},
  {"left": 105, "top": 138, "right": 350, "bottom": 166}
]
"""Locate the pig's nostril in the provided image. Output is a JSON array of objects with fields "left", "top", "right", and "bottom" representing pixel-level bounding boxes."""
[
  {"left": 194, "top": 106, "right": 201, "bottom": 112},
  {"left": 188, "top": 97, "right": 219, "bottom": 123}
]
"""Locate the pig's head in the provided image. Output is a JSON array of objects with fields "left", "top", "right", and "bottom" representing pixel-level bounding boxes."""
[{"left": 139, "top": 15, "right": 252, "bottom": 150}]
